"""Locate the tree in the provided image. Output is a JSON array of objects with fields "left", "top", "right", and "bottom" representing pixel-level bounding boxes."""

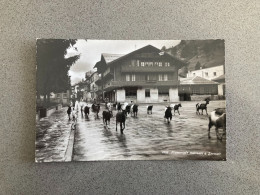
[
  {"left": 36, "top": 39, "right": 80, "bottom": 105},
  {"left": 161, "top": 46, "right": 166, "bottom": 51},
  {"left": 195, "top": 61, "right": 201, "bottom": 70},
  {"left": 183, "top": 65, "right": 188, "bottom": 74}
]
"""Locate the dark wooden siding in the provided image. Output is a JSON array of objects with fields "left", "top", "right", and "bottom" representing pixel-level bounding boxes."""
[{"left": 179, "top": 85, "right": 218, "bottom": 95}]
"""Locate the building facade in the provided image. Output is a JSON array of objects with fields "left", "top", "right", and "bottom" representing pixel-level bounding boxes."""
[
  {"left": 89, "top": 72, "right": 99, "bottom": 100},
  {"left": 186, "top": 65, "right": 224, "bottom": 80},
  {"left": 212, "top": 74, "right": 225, "bottom": 96},
  {"left": 179, "top": 76, "right": 219, "bottom": 101},
  {"left": 94, "top": 45, "right": 186, "bottom": 103},
  {"left": 52, "top": 90, "right": 71, "bottom": 105},
  {"left": 82, "top": 71, "right": 93, "bottom": 101}
]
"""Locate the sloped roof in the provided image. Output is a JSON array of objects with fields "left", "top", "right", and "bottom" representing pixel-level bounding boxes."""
[
  {"left": 107, "top": 45, "right": 186, "bottom": 66},
  {"left": 94, "top": 45, "right": 186, "bottom": 69},
  {"left": 212, "top": 74, "right": 225, "bottom": 81},
  {"left": 102, "top": 53, "right": 124, "bottom": 64},
  {"left": 180, "top": 76, "right": 218, "bottom": 85}
]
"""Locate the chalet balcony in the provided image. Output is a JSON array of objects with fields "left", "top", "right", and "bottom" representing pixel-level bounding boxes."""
[
  {"left": 121, "top": 66, "right": 176, "bottom": 73},
  {"left": 103, "top": 80, "right": 179, "bottom": 90},
  {"left": 103, "top": 72, "right": 113, "bottom": 80},
  {"left": 95, "top": 77, "right": 102, "bottom": 86}
]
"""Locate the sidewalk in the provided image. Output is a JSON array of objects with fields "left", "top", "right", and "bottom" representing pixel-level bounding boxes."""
[{"left": 35, "top": 107, "right": 74, "bottom": 162}]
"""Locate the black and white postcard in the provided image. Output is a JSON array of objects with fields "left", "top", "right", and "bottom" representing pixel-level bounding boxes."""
[{"left": 36, "top": 39, "right": 226, "bottom": 162}]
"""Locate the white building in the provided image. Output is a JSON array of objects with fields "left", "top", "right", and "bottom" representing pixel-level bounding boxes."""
[
  {"left": 89, "top": 72, "right": 99, "bottom": 99},
  {"left": 187, "top": 65, "right": 224, "bottom": 80},
  {"left": 52, "top": 90, "right": 71, "bottom": 105}
]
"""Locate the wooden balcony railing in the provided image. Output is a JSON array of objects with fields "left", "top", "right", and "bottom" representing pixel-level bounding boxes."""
[{"left": 121, "top": 66, "right": 176, "bottom": 73}]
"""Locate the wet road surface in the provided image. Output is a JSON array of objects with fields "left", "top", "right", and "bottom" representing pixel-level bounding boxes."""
[{"left": 73, "top": 101, "right": 226, "bottom": 161}]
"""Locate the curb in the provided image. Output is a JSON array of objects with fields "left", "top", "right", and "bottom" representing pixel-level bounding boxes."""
[{"left": 64, "top": 128, "right": 75, "bottom": 162}]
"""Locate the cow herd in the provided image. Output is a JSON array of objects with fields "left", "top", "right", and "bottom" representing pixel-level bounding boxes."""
[{"left": 70, "top": 99, "right": 226, "bottom": 140}]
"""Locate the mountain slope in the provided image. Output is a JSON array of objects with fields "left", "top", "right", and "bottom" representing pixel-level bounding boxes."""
[{"left": 166, "top": 40, "right": 225, "bottom": 74}]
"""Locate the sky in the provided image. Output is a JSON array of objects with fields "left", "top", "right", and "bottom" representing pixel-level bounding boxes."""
[{"left": 67, "top": 40, "right": 181, "bottom": 85}]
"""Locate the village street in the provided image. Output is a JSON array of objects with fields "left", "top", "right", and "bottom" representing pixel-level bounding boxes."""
[
  {"left": 35, "top": 100, "right": 226, "bottom": 162},
  {"left": 73, "top": 100, "right": 226, "bottom": 161}
]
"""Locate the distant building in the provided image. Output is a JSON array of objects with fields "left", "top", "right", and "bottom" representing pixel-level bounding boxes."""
[
  {"left": 179, "top": 76, "right": 219, "bottom": 101},
  {"left": 94, "top": 45, "right": 186, "bottom": 103},
  {"left": 186, "top": 65, "right": 224, "bottom": 80},
  {"left": 72, "top": 84, "right": 79, "bottom": 94},
  {"left": 212, "top": 74, "right": 225, "bottom": 96},
  {"left": 89, "top": 72, "right": 99, "bottom": 100},
  {"left": 82, "top": 71, "right": 92, "bottom": 101},
  {"left": 52, "top": 90, "right": 71, "bottom": 105}
]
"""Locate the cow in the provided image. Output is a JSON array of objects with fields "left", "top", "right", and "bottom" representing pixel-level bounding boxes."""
[
  {"left": 170, "top": 103, "right": 182, "bottom": 115},
  {"left": 102, "top": 110, "right": 113, "bottom": 127},
  {"left": 208, "top": 108, "right": 226, "bottom": 140},
  {"left": 92, "top": 103, "right": 100, "bottom": 119},
  {"left": 147, "top": 105, "right": 153, "bottom": 114},
  {"left": 125, "top": 105, "right": 131, "bottom": 116},
  {"left": 196, "top": 99, "right": 210, "bottom": 115},
  {"left": 116, "top": 102, "right": 122, "bottom": 111},
  {"left": 116, "top": 111, "right": 126, "bottom": 133},
  {"left": 130, "top": 104, "right": 138, "bottom": 117},
  {"left": 164, "top": 107, "right": 172, "bottom": 123},
  {"left": 83, "top": 106, "right": 90, "bottom": 119}
]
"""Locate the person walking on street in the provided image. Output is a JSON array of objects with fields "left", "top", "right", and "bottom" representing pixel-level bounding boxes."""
[{"left": 67, "top": 105, "right": 72, "bottom": 120}]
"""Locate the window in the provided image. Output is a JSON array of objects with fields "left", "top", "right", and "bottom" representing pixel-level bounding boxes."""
[
  {"left": 126, "top": 74, "right": 135, "bottom": 81},
  {"left": 165, "top": 62, "right": 170, "bottom": 66},
  {"left": 145, "top": 89, "right": 150, "bottom": 97},
  {"left": 159, "top": 74, "right": 168, "bottom": 81},
  {"left": 126, "top": 74, "right": 130, "bottom": 81},
  {"left": 213, "top": 72, "right": 217, "bottom": 76},
  {"left": 145, "top": 62, "right": 149, "bottom": 66},
  {"left": 56, "top": 94, "right": 60, "bottom": 98},
  {"left": 146, "top": 74, "right": 156, "bottom": 81},
  {"left": 136, "top": 60, "right": 140, "bottom": 66},
  {"left": 126, "top": 89, "right": 137, "bottom": 97},
  {"left": 141, "top": 62, "right": 145, "bottom": 66},
  {"left": 131, "top": 60, "right": 135, "bottom": 67},
  {"left": 159, "top": 62, "right": 162, "bottom": 67},
  {"left": 158, "top": 88, "right": 169, "bottom": 96},
  {"left": 131, "top": 74, "right": 135, "bottom": 81},
  {"left": 164, "top": 74, "right": 168, "bottom": 81},
  {"left": 205, "top": 72, "right": 208, "bottom": 77},
  {"left": 159, "top": 74, "right": 163, "bottom": 81},
  {"left": 154, "top": 62, "right": 159, "bottom": 66},
  {"left": 63, "top": 93, "right": 67, "bottom": 98},
  {"left": 192, "top": 87, "right": 200, "bottom": 94},
  {"left": 148, "top": 62, "right": 153, "bottom": 66}
]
